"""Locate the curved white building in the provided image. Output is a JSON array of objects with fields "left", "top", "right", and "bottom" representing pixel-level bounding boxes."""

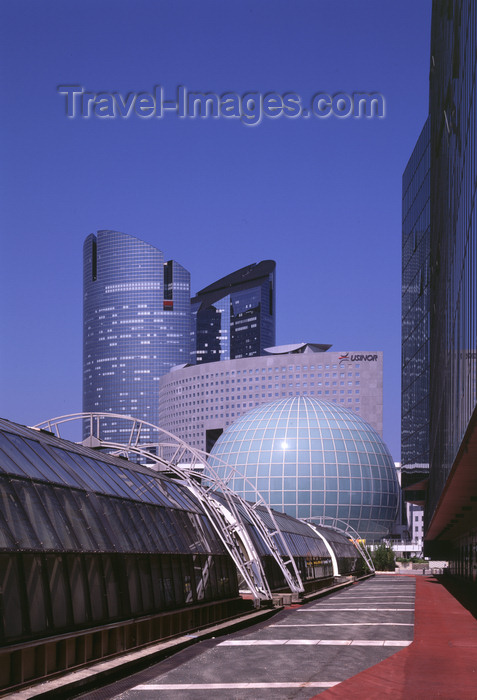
[{"left": 158, "top": 345, "right": 383, "bottom": 452}]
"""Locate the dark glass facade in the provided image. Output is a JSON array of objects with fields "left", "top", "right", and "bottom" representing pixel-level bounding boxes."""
[
  {"left": 191, "top": 261, "right": 276, "bottom": 364},
  {"left": 401, "top": 118, "right": 431, "bottom": 496},
  {"left": 83, "top": 230, "right": 191, "bottom": 444},
  {"left": 425, "top": 1, "right": 477, "bottom": 562},
  {"left": 0, "top": 418, "right": 238, "bottom": 649}
]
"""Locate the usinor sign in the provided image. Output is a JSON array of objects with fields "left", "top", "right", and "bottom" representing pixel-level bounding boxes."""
[{"left": 338, "top": 353, "right": 378, "bottom": 363}]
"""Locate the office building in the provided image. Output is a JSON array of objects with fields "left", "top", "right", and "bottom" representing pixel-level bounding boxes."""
[
  {"left": 191, "top": 260, "right": 275, "bottom": 364},
  {"left": 158, "top": 344, "right": 383, "bottom": 452},
  {"left": 83, "top": 230, "right": 191, "bottom": 445},
  {"left": 206, "top": 396, "right": 399, "bottom": 542},
  {"left": 401, "top": 117, "right": 431, "bottom": 505},
  {"left": 424, "top": 0, "right": 477, "bottom": 574}
]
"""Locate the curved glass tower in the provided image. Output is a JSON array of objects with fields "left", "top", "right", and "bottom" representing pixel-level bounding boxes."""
[{"left": 83, "top": 230, "right": 191, "bottom": 445}]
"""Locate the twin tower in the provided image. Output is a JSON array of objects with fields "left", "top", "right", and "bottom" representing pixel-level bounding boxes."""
[{"left": 83, "top": 230, "right": 276, "bottom": 442}]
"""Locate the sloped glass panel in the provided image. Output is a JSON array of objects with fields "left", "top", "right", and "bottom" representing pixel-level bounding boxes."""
[
  {"left": 0, "top": 433, "right": 45, "bottom": 480},
  {"left": 83, "top": 457, "right": 138, "bottom": 499},
  {"left": 0, "top": 478, "right": 40, "bottom": 549},
  {"left": 97, "top": 496, "right": 135, "bottom": 552},
  {"left": 51, "top": 449, "right": 106, "bottom": 492},
  {"left": 134, "top": 504, "right": 167, "bottom": 551},
  {"left": 77, "top": 492, "right": 114, "bottom": 550},
  {"left": 0, "top": 507, "right": 16, "bottom": 549},
  {"left": 10, "top": 481, "right": 62, "bottom": 550},
  {"left": 0, "top": 434, "right": 30, "bottom": 476},
  {"left": 53, "top": 490, "right": 96, "bottom": 550},
  {"left": 37, "top": 484, "right": 80, "bottom": 550},
  {"left": 69, "top": 453, "right": 124, "bottom": 495},
  {"left": 5, "top": 434, "right": 62, "bottom": 483}
]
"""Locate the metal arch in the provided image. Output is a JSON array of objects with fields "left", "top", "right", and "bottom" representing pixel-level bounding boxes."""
[
  {"left": 303, "top": 521, "right": 340, "bottom": 577},
  {"left": 33, "top": 412, "right": 304, "bottom": 598},
  {"left": 304, "top": 516, "right": 375, "bottom": 573}
]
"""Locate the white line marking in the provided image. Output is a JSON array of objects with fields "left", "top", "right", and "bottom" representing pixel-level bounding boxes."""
[
  {"left": 297, "top": 606, "right": 414, "bottom": 612},
  {"left": 330, "top": 596, "right": 415, "bottom": 599},
  {"left": 133, "top": 682, "right": 340, "bottom": 690},
  {"left": 271, "top": 622, "right": 414, "bottom": 627},
  {"left": 218, "top": 639, "right": 412, "bottom": 647},
  {"left": 219, "top": 640, "right": 286, "bottom": 645}
]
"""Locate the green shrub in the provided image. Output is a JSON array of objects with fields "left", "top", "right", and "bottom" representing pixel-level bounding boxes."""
[{"left": 372, "top": 543, "right": 395, "bottom": 571}]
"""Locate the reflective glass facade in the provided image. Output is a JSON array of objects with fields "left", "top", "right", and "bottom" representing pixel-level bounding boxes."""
[
  {"left": 83, "top": 230, "right": 191, "bottom": 444},
  {"left": 428, "top": 1, "right": 477, "bottom": 530},
  {"left": 191, "top": 261, "right": 275, "bottom": 364},
  {"left": 207, "top": 396, "right": 399, "bottom": 542},
  {"left": 401, "top": 118, "right": 430, "bottom": 471},
  {"left": 0, "top": 417, "right": 237, "bottom": 652}
]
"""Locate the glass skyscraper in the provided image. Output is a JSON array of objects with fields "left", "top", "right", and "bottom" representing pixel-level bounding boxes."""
[
  {"left": 424, "top": 0, "right": 477, "bottom": 571},
  {"left": 83, "top": 230, "right": 191, "bottom": 445},
  {"left": 190, "top": 261, "right": 276, "bottom": 364},
  {"left": 401, "top": 117, "right": 430, "bottom": 502}
]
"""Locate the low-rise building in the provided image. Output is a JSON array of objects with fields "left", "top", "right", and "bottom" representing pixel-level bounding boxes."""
[{"left": 158, "top": 343, "right": 383, "bottom": 452}]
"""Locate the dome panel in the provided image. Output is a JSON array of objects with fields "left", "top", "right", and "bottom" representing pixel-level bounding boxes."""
[{"left": 206, "top": 396, "right": 399, "bottom": 542}]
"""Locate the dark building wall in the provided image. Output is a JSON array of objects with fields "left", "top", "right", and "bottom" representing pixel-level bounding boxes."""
[
  {"left": 401, "top": 117, "right": 431, "bottom": 470},
  {"left": 428, "top": 1, "right": 477, "bottom": 531}
]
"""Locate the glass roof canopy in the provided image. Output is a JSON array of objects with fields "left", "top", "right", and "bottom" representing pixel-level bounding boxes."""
[{"left": 0, "top": 416, "right": 368, "bottom": 586}]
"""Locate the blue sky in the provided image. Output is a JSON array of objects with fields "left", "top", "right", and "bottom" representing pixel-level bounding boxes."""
[{"left": 0, "top": 0, "right": 431, "bottom": 459}]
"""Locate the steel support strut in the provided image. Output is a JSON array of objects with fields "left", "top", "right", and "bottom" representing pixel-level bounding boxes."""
[{"left": 33, "top": 412, "right": 305, "bottom": 600}]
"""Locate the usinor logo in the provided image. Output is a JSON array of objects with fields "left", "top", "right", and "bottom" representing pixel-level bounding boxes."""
[{"left": 339, "top": 353, "right": 378, "bottom": 363}]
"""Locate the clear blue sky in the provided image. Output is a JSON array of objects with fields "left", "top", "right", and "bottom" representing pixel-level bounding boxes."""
[{"left": 0, "top": 0, "right": 431, "bottom": 459}]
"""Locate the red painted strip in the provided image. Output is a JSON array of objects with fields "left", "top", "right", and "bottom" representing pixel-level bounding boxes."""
[{"left": 313, "top": 576, "right": 477, "bottom": 700}]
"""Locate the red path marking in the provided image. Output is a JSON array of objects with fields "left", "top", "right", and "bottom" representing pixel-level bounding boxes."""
[{"left": 312, "top": 576, "right": 477, "bottom": 700}]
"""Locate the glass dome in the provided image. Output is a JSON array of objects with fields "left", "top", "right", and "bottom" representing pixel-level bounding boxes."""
[{"left": 206, "top": 396, "right": 399, "bottom": 542}]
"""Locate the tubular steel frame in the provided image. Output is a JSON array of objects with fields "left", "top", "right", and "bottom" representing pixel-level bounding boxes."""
[
  {"left": 34, "top": 412, "right": 305, "bottom": 600},
  {"left": 304, "top": 515, "right": 375, "bottom": 573}
]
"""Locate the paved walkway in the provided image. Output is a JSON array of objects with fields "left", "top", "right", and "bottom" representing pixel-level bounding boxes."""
[
  {"left": 315, "top": 575, "right": 477, "bottom": 700},
  {"left": 94, "top": 576, "right": 416, "bottom": 699},
  {"left": 22, "top": 574, "right": 477, "bottom": 699}
]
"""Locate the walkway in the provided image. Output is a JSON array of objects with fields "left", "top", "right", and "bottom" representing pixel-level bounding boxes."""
[
  {"left": 14, "top": 574, "right": 477, "bottom": 699},
  {"left": 316, "top": 574, "right": 477, "bottom": 700},
  {"left": 92, "top": 575, "right": 416, "bottom": 699}
]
